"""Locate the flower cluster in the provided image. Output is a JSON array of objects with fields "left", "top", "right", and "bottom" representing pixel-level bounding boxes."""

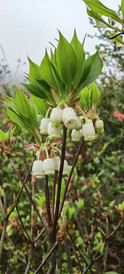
[
  {"left": 40, "top": 106, "right": 104, "bottom": 142},
  {"left": 32, "top": 156, "right": 70, "bottom": 178},
  {"left": 31, "top": 105, "right": 104, "bottom": 178}
]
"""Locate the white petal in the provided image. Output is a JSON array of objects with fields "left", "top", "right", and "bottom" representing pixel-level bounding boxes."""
[
  {"left": 50, "top": 108, "right": 63, "bottom": 124},
  {"left": 43, "top": 158, "right": 55, "bottom": 175},
  {"left": 48, "top": 122, "right": 61, "bottom": 138},
  {"left": 71, "top": 129, "right": 82, "bottom": 141},
  {"left": 40, "top": 118, "right": 50, "bottom": 134},
  {"left": 62, "top": 107, "right": 78, "bottom": 129},
  {"left": 32, "top": 160, "right": 44, "bottom": 177}
]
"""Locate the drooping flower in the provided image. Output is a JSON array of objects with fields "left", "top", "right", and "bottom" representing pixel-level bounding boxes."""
[
  {"left": 58, "top": 159, "right": 70, "bottom": 175},
  {"left": 50, "top": 107, "right": 63, "bottom": 125},
  {"left": 96, "top": 119, "right": 104, "bottom": 134},
  {"left": 40, "top": 118, "right": 50, "bottom": 134},
  {"left": 48, "top": 122, "right": 61, "bottom": 139},
  {"left": 75, "top": 117, "right": 82, "bottom": 130},
  {"left": 53, "top": 156, "right": 60, "bottom": 171},
  {"left": 82, "top": 119, "right": 95, "bottom": 141},
  {"left": 113, "top": 111, "right": 124, "bottom": 122},
  {"left": 62, "top": 107, "right": 78, "bottom": 129},
  {"left": 43, "top": 158, "right": 55, "bottom": 175},
  {"left": 32, "top": 160, "right": 44, "bottom": 178},
  {"left": 71, "top": 129, "right": 82, "bottom": 142}
]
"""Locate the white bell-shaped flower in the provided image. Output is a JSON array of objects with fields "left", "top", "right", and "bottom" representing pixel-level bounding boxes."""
[
  {"left": 40, "top": 118, "right": 50, "bottom": 134},
  {"left": 82, "top": 119, "right": 95, "bottom": 141},
  {"left": 71, "top": 129, "right": 82, "bottom": 142},
  {"left": 43, "top": 158, "right": 55, "bottom": 175},
  {"left": 75, "top": 117, "right": 82, "bottom": 130},
  {"left": 96, "top": 119, "right": 104, "bottom": 134},
  {"left": 58, "top": 159, "right": 70, "bottom": 175},
  {"left": 32, "top": 160, "right": 44, "bottom": 178},
  {"left": 53, "top": 156, "right": 60, "bottom": 171},
  {"left": 62, "top": 107, "right": 78, "bottom": 129},
  {"left": 50, "top": 108, "right": 63, "bottom": 125},
  {"left": 48, "top": 122, "right": 61, "bottom": 139}
]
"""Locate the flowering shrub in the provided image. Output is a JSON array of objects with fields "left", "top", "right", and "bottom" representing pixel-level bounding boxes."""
[{"left": 0, "top": 26, "right": 124, "bottom": 274}]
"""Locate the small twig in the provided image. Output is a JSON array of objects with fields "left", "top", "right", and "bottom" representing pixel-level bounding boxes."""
[
  {"left": 59, "top": 140, "right": 84, "bottom": 217},
  {"left": 7, "top": 158, "right": 35, "bottom": 219},
  {"left": 16, "top": 205, "right": 32, "bottom": 243},
  {"left": 5, "top": 234, "right": 35, "bottom": 272},
  {"left": 64, "top": 239, "right": 73, "bottom": 274},
  {"left": 52, "top": 126, "right": 67, "bottom": 234},
  {"left": 51, "top": 170, "right": 58, "bottom": 222},
  {"left": 82, "top": 241, "right": 107, "bottom": 274},
  {"left": 106, "top": 219, "right": 123, "bottom": 239},
  {"left": 72, "top": 245, "right": 83, "bottom": 273},
  {"left": 0, "top": 197, "right": 4, "bottom": 215},
  {"left": 67, "top": 231, "right": 89, "bottom": 268},
  {"left": 109, "top": 32, "right": 124, "bottom": 39},
  {"left": 45, "top": 175, "right": 52, "bottom": 226},
  {"left": 10, "top": 157, "right": 48, "bottom": 232},
  {"left": 24, "top": 183, "right": 35, "bottom": 274},
  {"left": 34, "top": 242, "right": 58, "bottom": 274},
  {"left": 33, "top": 227, "right": 46, "bottom": 244},
  {"left": 82, "top": 219, "right": 123, "bottom": 274},
  {"left": 0, "top": 184, "right": 8, "bottom": 262}
]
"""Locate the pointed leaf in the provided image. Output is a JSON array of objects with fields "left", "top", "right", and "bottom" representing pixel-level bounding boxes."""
[
  {"left": 28, "top": 58, "right": 42, "bottom": 87},
  {"left": 40, "top": 51, "right": 59, "bottom": 91},
  {"left": 56, "top": 32, "right": 77, "bottom": 91},
  {"left": 79, "top": 87, "right": 91, "bottom": 110},
  {"left": 0, "top": 130, "right": 6, "bottom": 141},
  {"left": 87, "top": 8, "right": 109, "bottom": 27},
  {"left": 91, "top": 82, "right": 100, "bottom": 104},
  {"left": 121, "top": 0, "right": 124, "bottom": 17},
  {"left": 78, "top": 52, "right": 103, "bottom": 91},
  {"left": 83, "top": 0, "right": 122, "bottom": 23},
  {"left": 31, "top": 95, "right": 49, "bottom": 117},
  {"left": 71, "top": 30, "right": 85, "bottom": 88}
]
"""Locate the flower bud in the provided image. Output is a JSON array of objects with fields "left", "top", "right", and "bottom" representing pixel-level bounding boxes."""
[
  {"left": 32, "top": 160, "right": 44, "bottom": 178},
  {"left": 48, "top": 122, "right": 61, "bottom": 139},
  {"left": 40, "top": 118, "right": 50, "bottom": 134},
  {"left": 82, "top": 119, "right": 95, "bottom": 141},
  {"left": 71, "top": 129, "right": 82, "bottom": 142},
  {"left": 43, "top": 158, "right": 55, "bottom": 175},
  {"left": 62, "top": 107, "right": 78, "bottom": 129},
  {"left": 50, "top": 107, "right": 63, "bottom": 125},
  {"left": 96, "top": 119, "right": 104, "bottom": 134}
]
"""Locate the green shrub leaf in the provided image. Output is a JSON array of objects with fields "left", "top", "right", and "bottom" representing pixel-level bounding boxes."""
[{"left": 56, "top": 32, "right": 77, "bottom": 91}]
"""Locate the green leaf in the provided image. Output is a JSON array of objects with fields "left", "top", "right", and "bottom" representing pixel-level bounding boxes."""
[
  {"left": 40, "top": 51, "right": 59, "bottom": 91},
  {"left": 79, "top": 87, "right": 91, "bottom": 110},
  {"left": 77, "top": 199, "right": 84, "bottom": 210},
  {"left": 91, "top": 82, "right": 100, "bottom": 104},
  {"left": 87, "top": 8, "right": 109, "bottom": 27},
  {"left": 4, "top": 89, "right": 38, "bottom": 131},
  {"left": 28, "top": 58, "right": 42, "bottom": 87},
  {"left": 78, "top": 52, "right": 103, "bottom": 91},
  {"left": 23, "top": 82, "right": 54, "bottom": 104},
  {"left": 31, "top": 96, "right": 48, "bottom": 117},
  {"left": 121, "top": 0, "right": 124, "bottom": 17},
  {"left": 83, "top": 0, "right": 122, "bottom": 23},
  {"left": 71, "top": 30, "right": 85, "bottom": 88},
  {"left": 110, "top": 32, "right": 124, "bottom": 46},
  {"left": 105, "top": 272, "right": 118, "bottom": 274},
  {"left": 0, "top": 130, "right": 6, "bottom": 141},
  {"left": 56, "top": 32, "right": 77, "bottom": 91}
]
